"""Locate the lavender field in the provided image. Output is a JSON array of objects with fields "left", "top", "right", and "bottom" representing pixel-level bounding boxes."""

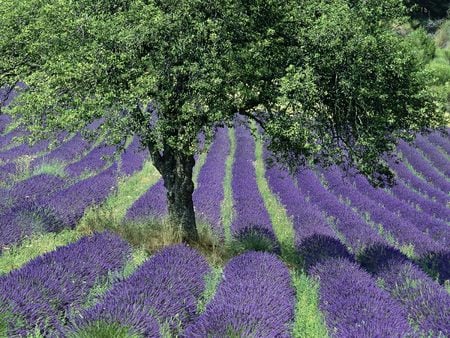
[{"left": 0, "top": 92, "right": 449, "bottom": 337}]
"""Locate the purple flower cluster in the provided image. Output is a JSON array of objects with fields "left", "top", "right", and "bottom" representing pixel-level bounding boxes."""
[
  {"left": 0, "top": 114, "right": 12, "bottom": 134},
  {"left": 69, "top": 244, "right": 210, "bottom": 337},
  {"left": 350, "top": 172, "right": 450, "bottom": 249},
  {"left": 296, "top": 168, "right": 386, "bottom": 253},
  {"left": 427, "top": 131, "right": 450, "bottom": 155},
  {"left": 125, "top": 179, "right": 167, "bottom": 221},
  {"left": 388, "top": 157, "right": 449, "bottom": 206},
  {"left": 0, "top": 129, "right": 26, "bottom": 151},
  {"left": 184, "top": 251, "right": 295, "bottom": 337},
  {"left": 65, "top": 144, "right": 116, "bottom": 177},
  {"left": 193, "top": 127, "right": 230, "bottom": 236},
  {"left": 0, "top": 139, "right": 49, "bottom": 163},
  {"left": 0, "top": 162, "right": 18, "bottom": 183},
  {"left": 359, "top": 244, "right": 450, "bottom": 336},
  {"left": 42, "top": 164, "right": 118, "bottom": 230},
  {"left": 119, "top": 136, "right": 149, "bottom": 176},
  {"left": 390, "top": 179, "right": 450, "bottom": 222},
  {"left": 415, "top": 134, "right": 450, "bottom": 176},
  {"left": 0, "top": 174, "right": 67, "bottom": 250},
  {"left": 397, "top": 140, "right": 450, "bottom": 194},
  {"left": 265, "top": 161, "right": 350, "bottom": 269},
  {"left": 33, "top": 133, "right": 91, "bottom": 167},
  {"left": 231, "top": 126, "right": 277, "bottom": 248},
  {"left": 0, "top": 232, "right": 131, "bottom": 336},
  {"left": 310, "top": 257, "right": 412, "bottom": 337},
  {"left": 322, "top": 166, "right": 442, "bottom": 257}
]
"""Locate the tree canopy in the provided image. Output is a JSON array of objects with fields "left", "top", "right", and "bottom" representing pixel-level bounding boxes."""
[{"left": 1, "top": 0, "right": 446, "bottom": 241}]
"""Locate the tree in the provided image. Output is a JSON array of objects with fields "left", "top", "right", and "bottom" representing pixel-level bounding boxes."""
[
  {"left": 0, "top": 0, "right": 446, "bottom": 242},
  {"left": 406, "top": 0, "right": 450, "bottom": 20}
]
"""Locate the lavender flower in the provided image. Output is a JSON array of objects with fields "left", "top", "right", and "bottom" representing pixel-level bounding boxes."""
[
  {"left": 0, "top": 232, "right": 131, "bottom": 336},
  {"left": 427, "top": 131, "right": 450, "bottom": 155},
  {"left": 65, "top": 144, "right": 116, "bottom": 177},
  {"left": 193, "top": 127, "right": 230, "bottom": 236},
  {"left": 310, "top": 258, "right": 412, "bottom": 337},
  {"left": 231, "top": 126, "right": 277, "bottom": 250},
  {"left": 296, "top": 168, "right": 386, "bottom": 253},
  {"left": 0, "top": 114, "right": 12, "bottom": 134},
  {"left": 69, "top": 244, "right": 210, "bottom": 337},
  {"left": 184, "top": 251, "right": 295, "bottom": 337},
  {"left": 42, "top": 164, "right": 118, "bottom": 230},
  {"left": 125, "top": 179, "right": 167, "bottom": 221},
  {"left": 359, "top": 244, "right": 450, "bottom": 336},
  {"left": 397, "top": 140, "right": 450, "bottom": 194},
  {"left": 415, "top": 134, "right": 450, "bottom": 176},
  {"left": 119, "top": 136, "right": 149, "bottom": 176}
]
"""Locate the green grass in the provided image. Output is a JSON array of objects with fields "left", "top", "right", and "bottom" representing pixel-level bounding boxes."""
[
  {"left": 221, "top": 128, "right": 236, "bottom": 244},
  {"left": 196, "top": 267, "right": 223, "bottom": 314},
  {"left": 291, "top": 271, "right": 329, "bottom": 338},
  {"left": 0, "top": 229, "right": 81, "bottom": 275},
  {"left": 31, "top": 160, "right": 66, "bottom": 177},
  {"left": 66, "top": 321, "right": 142, "bottom": 338},
  {"left": 253, "top": 131, "right": 297, "bottom": 264},
  {"left": 78, "top": 160, "right": 160, "bottom": 233},
  {"left": 193, "top": 150, "right": 208, "bottom": 189}
]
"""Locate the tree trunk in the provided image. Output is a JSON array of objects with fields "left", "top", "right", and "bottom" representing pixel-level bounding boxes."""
[{"left": 150, "top": 148, "right": 198, "bottom": 242}]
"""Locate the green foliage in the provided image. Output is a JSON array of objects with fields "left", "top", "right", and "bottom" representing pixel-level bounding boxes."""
[
  {"left": 0, "top": 230, "right": 81, "bottom": 275},
  {"left": 67, "top": 321, "right": 142, "bottom": 338},
  {"left": 196, "top": 267, "right": 223, "bottom": 314},
  {"left": 0, "top": 0, "right": 445, "bottom": 185}
]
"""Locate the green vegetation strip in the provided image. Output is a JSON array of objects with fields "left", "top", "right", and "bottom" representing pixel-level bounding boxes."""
[
  {"left": 221, "top": 128, "right": 236, "bottom": 244},
  {"left": 291, "top": 271, "right": 329, "bottom": 338},
  {"left": 253, "top": 132, "right": 296, "bottom": 261}
]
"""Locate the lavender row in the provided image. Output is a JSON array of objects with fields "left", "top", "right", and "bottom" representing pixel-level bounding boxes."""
[
  {"left": 32, "top": 133, "right": 91, "bottom": 169},
  {"left": 119, "top": 136, "right": 149, "bottom": 176},
  {"left": 414, "top": 134, "right": 450, "bottom": 176},
  {"left": 0, "top": 232, "right": 131, "bottom": 336},
  {"left": 0, "top": 114, "right": 12, "bottom": 134},
  {"left": 349, "top": 172, "right": 450, "bottom": 249},
  {"left": 231, "top": 126, "right": 277, "bottom": 248},
  {"left": 310, "top": 258, "right": 412, "bottom": 337},
  {"left": 42, "top": 163, "right": 118, "bottom": 230},
  {"left": 390, "top": 179, "right": 450, "bottom": 222},
  {"left": 397, "top": 140, "right": 450, "bottom": 194},
  {"left": 0, "top": 129, "right": 25, "bottom": 150},
  {"left": 427, "top": 130, "right": 450, "bottom": 155},
  {"left": 360, "top": 245, "right": 450, "bottom": 337},
  {"left": 0, "top": 174, "right": 67, "bottom": 252},
  {"left": 388, "top": 157, "right": 449, "bottom": 206},
  {"left": 65, "top": 143, "right": 116, "bottom": 177},
  {"left": 0, "top": 139, "right": 49, "bottom": 163},
  {"left": 125, "top": 179, "right": 167, "bottom": 221},
  {"left": 193, "top": 127, "right": 230, "bottom": 236},
  {"left": 296, "top": 168, "right": 386, "bottom": 253},
  {"left": 185, "top": 251, "right": 295, "bottom": 337},
  {"left": 69, "top": 244, "right": 210, "bottom": 337},
  {"left": 265, "top": 162, "right": 350, "bottom": 269},
  {"left": 322, "top": 166, "right": 442, "bottom": 257}
]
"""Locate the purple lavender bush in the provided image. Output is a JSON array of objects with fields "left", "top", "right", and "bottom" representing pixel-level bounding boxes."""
[
  {"left": 193, "top": 127, "right": 229, "bottom": 237},
  {"left": 359, "top": 244, "right": 450, "bottom": 336},
  {"left": 415, "top": 134, "right": 450, "bottom": 176},
  {"left": 65, "top": 143, "right": 116, "bottom": 177},
  {"left": 388, "top": 157, "right": 449, "bottom": 206},
  {"left": 69, "top": 244, "right": 209, "bottom": 337},
  {"left": 231, "top": 126, "right": 278, "bottom": 251},
  {"left": 427, "top": 130, "right": 450, "bottom": 155},
  {"left": 41, "top": 164, "right": 118, "bottom": 230},
  {"left": 0, "top": 232, "right": 131, "bottom": 336},
  {"left": 397, "top": 140, "right": 450, "bottom": 194},
  {"left": 119, "top": 136, "right": 149, "bottom": 176},
  {"left": 125, "top": 179, "right": 167, "bottom": 221},
  {"left": 265, "top": 161, "right": 351, "bottom": 269},
  {"left": 184, "top": 251, "right": 295, "bottom": 337},
  {"left": 310, "top": 257, "right": 412, "bottom": 337},
  {"left": 296, "top": 168, "right": 386, "bottom": 253}
]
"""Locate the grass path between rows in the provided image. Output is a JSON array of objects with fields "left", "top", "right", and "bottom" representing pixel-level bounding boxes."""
[
  {"left": 252, "top": 131, "right": 329, "bottom": 338},
  {"left": 221, "top": 127, "right": 236, "bottom": 244}
]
